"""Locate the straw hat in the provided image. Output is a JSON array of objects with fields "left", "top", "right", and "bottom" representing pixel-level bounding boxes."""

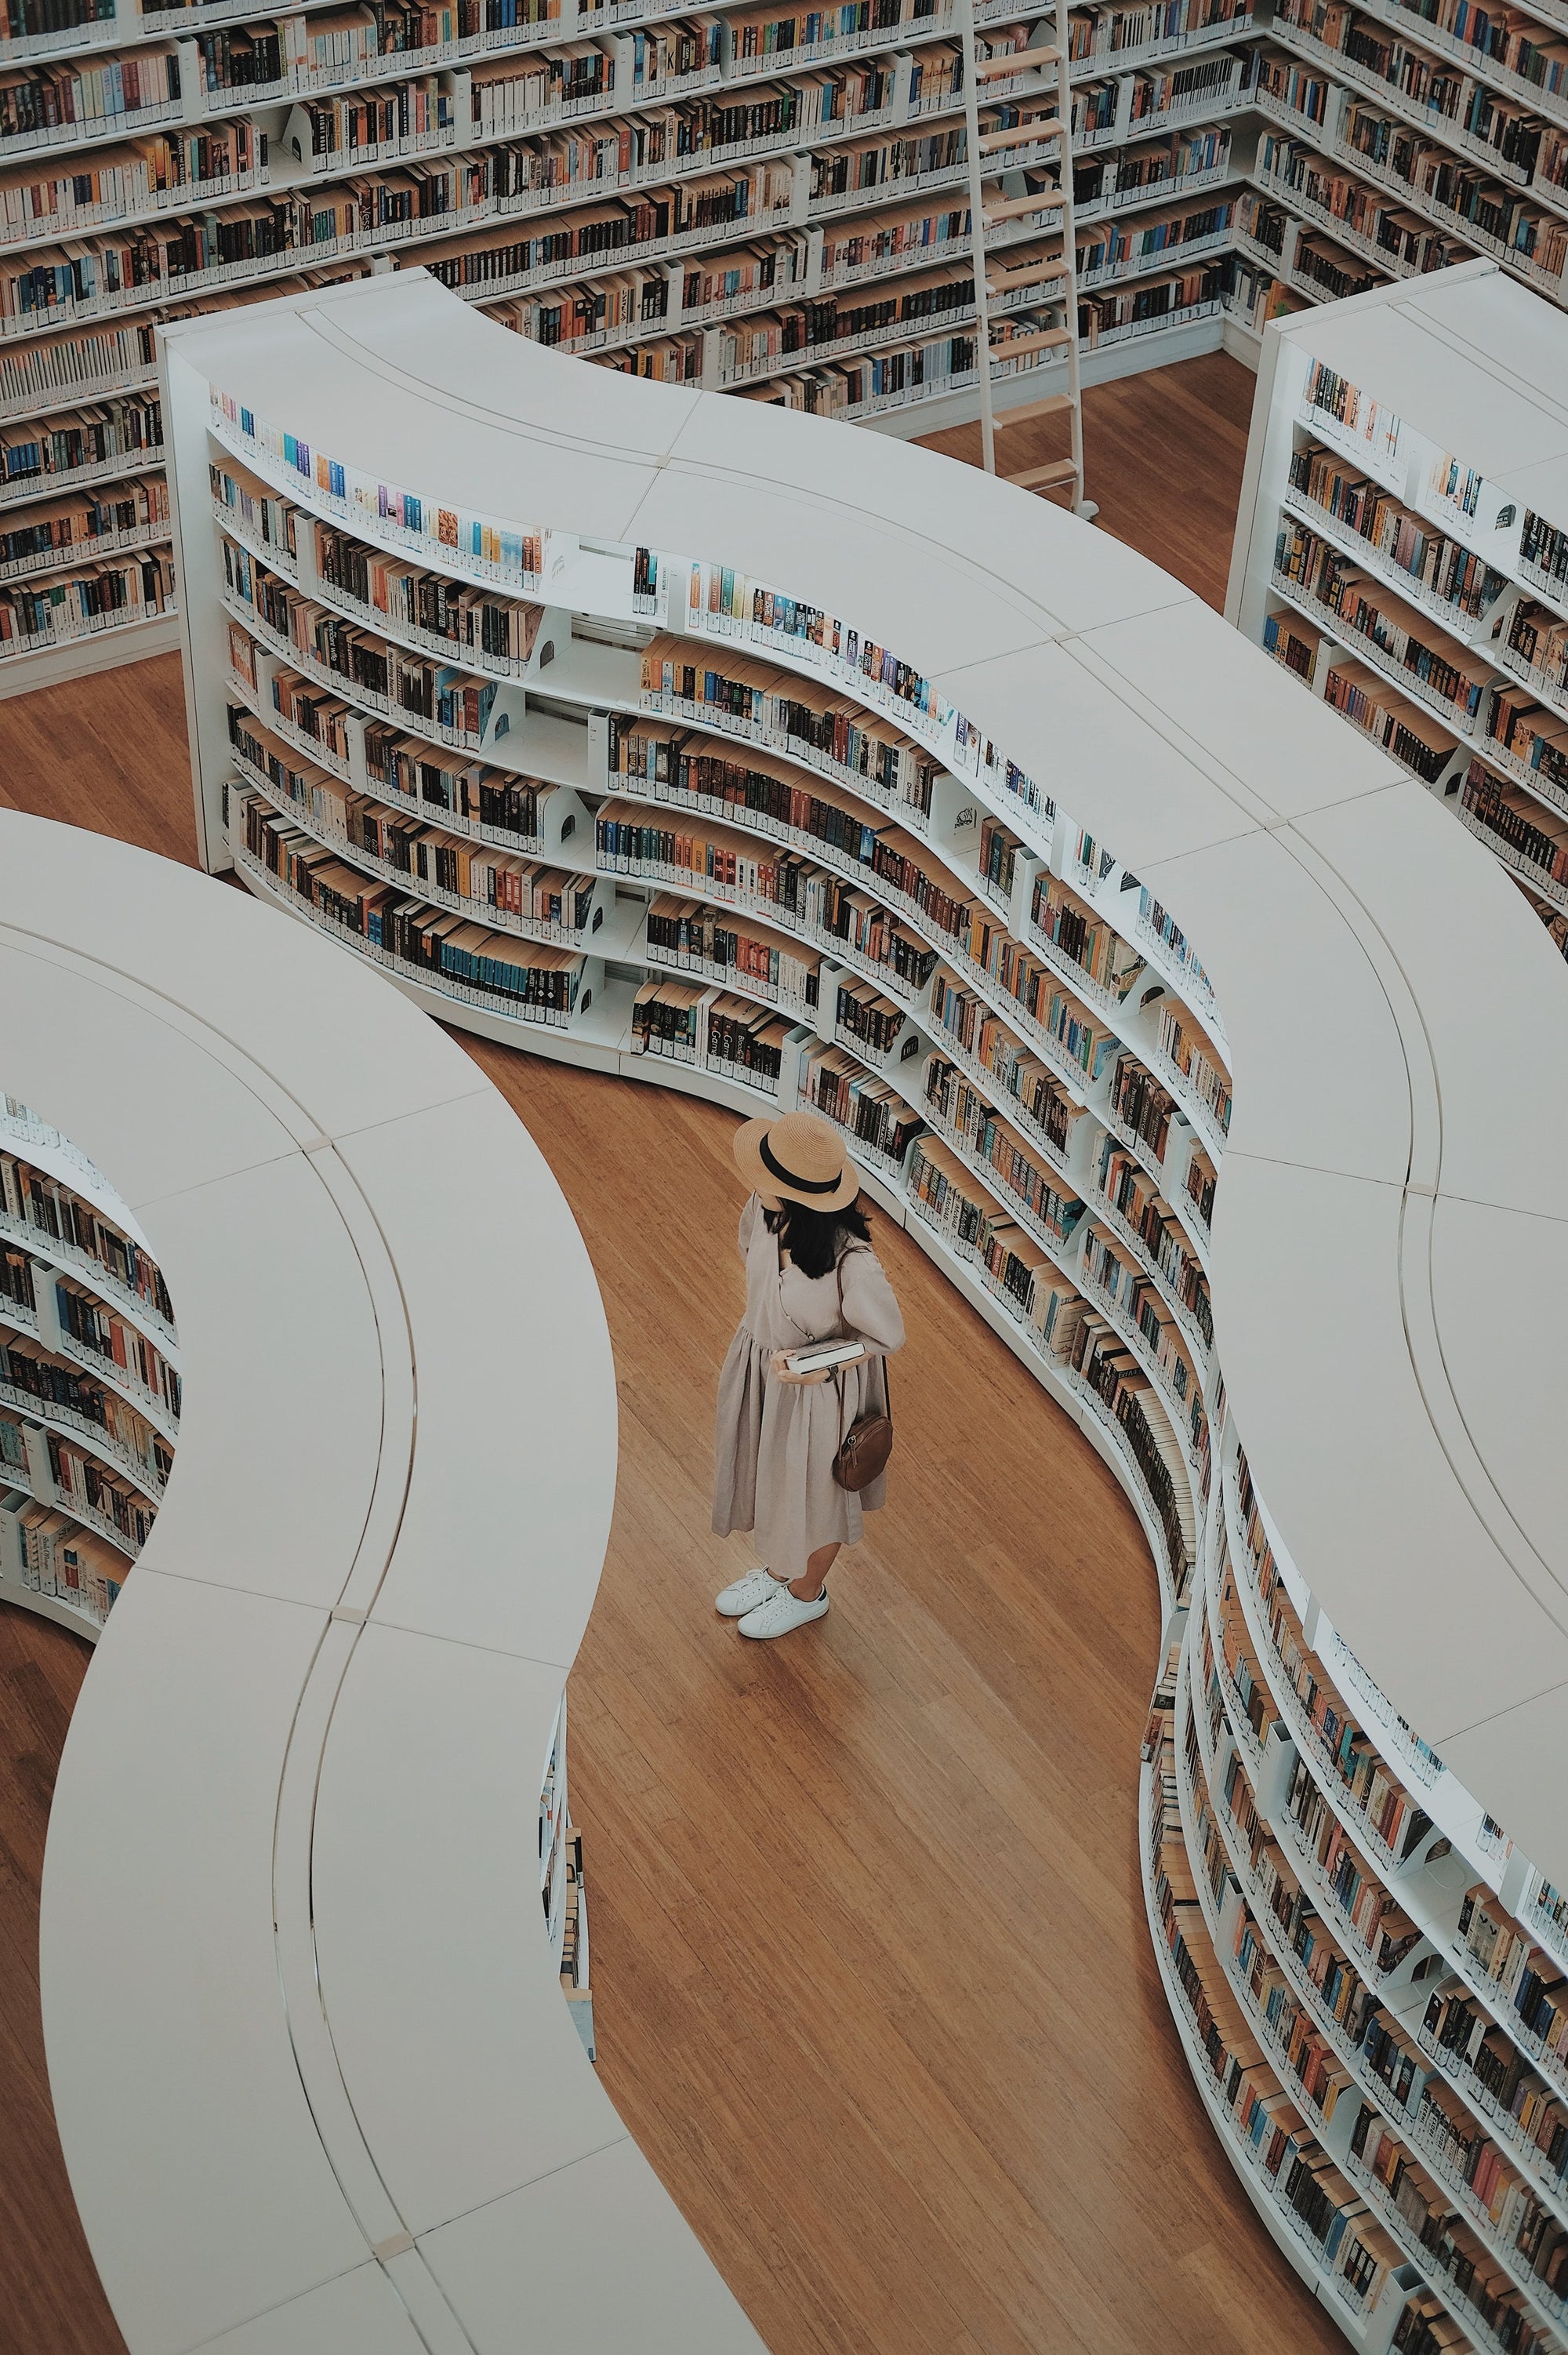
[{"left": 733, "top": 1110, "right": 860, "bottom": 1212}]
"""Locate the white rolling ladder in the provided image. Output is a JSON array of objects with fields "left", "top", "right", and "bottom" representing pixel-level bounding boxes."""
[{"left": 957, "top": 0, "right": 1096, "bottom": 518}]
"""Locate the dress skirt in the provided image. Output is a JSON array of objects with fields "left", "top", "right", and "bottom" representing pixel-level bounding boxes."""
[{"left": 712, "top": 1194, "right": 906, "bottom": 1582}]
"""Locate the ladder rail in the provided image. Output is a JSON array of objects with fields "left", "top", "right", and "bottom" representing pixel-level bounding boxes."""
[
  {"left": 1053, "top": 0, "right": 1088, "bottom": 505},
  {"left": 955, "top": 0, "right": 1091, "bottom": 516},
  {"left": 956, "top": 0, "right": 996, "bottom": 477}
]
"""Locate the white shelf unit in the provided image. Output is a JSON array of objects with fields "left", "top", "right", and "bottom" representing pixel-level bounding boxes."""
[
  {"left": 0, "top": 1094, "right": 177, "bottom": 1634},
  {"left": 0, "top": 0, "right": 1267, "bottom": 689},
  {"left": 1226, "top": 260, "right": 1568, "bottom": 966},
  {"left": 183, "top": 304, "right": 1217, "bottom": 1613},
  {"left": 160, "top": 271, "right": 1568, "bottom": 2353},
  {"left": 7, "top": 806, "right": 759, "bottom": 2355}
]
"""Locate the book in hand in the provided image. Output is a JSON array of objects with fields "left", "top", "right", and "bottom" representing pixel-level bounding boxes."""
[{"left": 784, "top": 1339, "right": 868, "bottom": 1376}]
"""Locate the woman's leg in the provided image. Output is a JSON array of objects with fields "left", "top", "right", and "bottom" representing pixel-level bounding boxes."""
[{"left": 789, "top": 1542, "right": 840, "bottom": 1602}]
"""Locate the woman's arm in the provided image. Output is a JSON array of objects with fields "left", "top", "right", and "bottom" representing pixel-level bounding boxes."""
[
  {"left": 737, "top": 1193, "right": 760, "bottom": 1259},
  {"left": 837, "top": 1248, "right": 906, "bottom": 1357}
]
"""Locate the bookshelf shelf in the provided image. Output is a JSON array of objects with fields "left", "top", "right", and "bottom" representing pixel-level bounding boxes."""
[
  {"left": 162, "top": 274, "right": 1568, "bottom": 2353},
  {"left": 1228, "top": 263, "right": 1568, "bottom": 965}
]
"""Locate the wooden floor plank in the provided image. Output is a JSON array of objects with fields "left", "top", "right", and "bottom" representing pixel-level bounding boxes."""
[
  {"left": 917, "top": 351, "right": 1256, "bottom": 611},
  {"left": 0, "top": 351, "right": 1346, "bottom": 2355}
]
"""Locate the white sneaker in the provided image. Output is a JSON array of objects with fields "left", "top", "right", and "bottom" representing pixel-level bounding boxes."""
[
  {"left": 715, "top": 1566, "right": 782, "bottom": 1618},
  {"left": 737, "top": 1586, "right": 829, "bottom": 1641}
]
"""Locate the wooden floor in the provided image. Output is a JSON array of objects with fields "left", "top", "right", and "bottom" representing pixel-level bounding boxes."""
[{"left": 0, "top": 353, "right": 1341, "bottom": 2355}]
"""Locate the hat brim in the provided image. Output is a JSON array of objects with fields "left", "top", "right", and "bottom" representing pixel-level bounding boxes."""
[{"left": 733, "top": 1115, "right": 862, "bottom": 1212}]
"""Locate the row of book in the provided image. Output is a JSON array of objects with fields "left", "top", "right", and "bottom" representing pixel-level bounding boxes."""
[
  {"left": 1093, "top": 1132, "right": 1210, "bottom": 1349},
  {"left": 223, "top": 563, "right": 499, "bottom": 742},
  {"left": 231, "top": 719, "right": 597, "bottom": 936},
  {"left": 1257, "top": 32, "right": 1568, "bottom": 215},
  {"left": 0, "top": 1488, "right": 125, "bottom": 1623},
  {"left": 638, "top": 634, "right": 941, "bottom": 816},
  {"left": 901, "top": 1129, "right": 1189, "bottom": 1576},
  {"left": 0, "top": 1332, "right": 172, "bottom": 1489},
  {"left": 0, "top": 543, "right": 172, "bottom": 649},
  {"left": 645, "top": 886, "right": 823, "bottom": 1007},
  {"left": 1273, "top": 514, "right": 1494, "bottom": 722},
  {"left": 1457, "top": 761, "right": 1568, "bottom": 893},
  {"left": 1272, "top": 0, "right": 1568, "bottom": 192},
  {"left": 0, "top": 1141, "right": 174, "bottom": 1328},
  {"left": 1263, "top": 604, "right": 1459, "bottom": 784},
  {"left": 224, "top": 512, "right": 548, "bottom": 672},
  {"left": 228, "top": 652, "right": 572, "bottom": 849},
  {"left": 1258, "top": 121, "right": 1563, "bottom": 292},
  {"left": 1503, "top": 601, "right": 1568, "bottom": 700},
  {"left": 1287, "top": 436, "right": 1507, "bottom": 624},
  {"left": 231, "top": 783, "right": 586, "bottom": 1018},
  {"left": 0, "top": 468, "right": 166, "bottom": 575},
  {"left": 0, "top": 50, "right": 182, "bottom": 151},
  {"left": 0, "top": 0, "right": 1252, "bottom": 82},
  {"left": 0, "top": 119, "right": 263, "bottom": 244},
  {"left": 50, "top": 1270, "right": 180, "bottom": 1420},
  {"left": 0, "top": 389, "right": 163, "bottom": 496},
  {"left": 1072, "top": 118, "right": 1233, "bottom": 207},
  {"left": 1257, "top": 57, "right": 1568, "bottom": 306},
  {"left": 630, "top": 976, "right": 793, "bottom": 1083}
]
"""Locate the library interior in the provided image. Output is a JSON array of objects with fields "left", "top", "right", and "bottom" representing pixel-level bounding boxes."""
[{"left": 1, "top": 0, "right": 1567, "bottom": 2337}]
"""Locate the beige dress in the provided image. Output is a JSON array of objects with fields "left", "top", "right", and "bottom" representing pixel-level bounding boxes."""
[{"left": 712, "top": 1194, "right": 906, "bottom": 1580}]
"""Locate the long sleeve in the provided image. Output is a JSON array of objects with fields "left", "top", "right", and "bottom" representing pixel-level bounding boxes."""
[
  {"left": 737, "top": 1193, "right": 761, "bottom": 1261},
  {"left": 837, "top": 1246, "right": 904, "bottom": 1357}
]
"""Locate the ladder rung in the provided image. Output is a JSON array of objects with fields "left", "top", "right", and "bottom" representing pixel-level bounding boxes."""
[
  {"left": 982, "top": 191, "right": 1065, "bottom": 222},
  {"left": 991, "top": 325, "right": 1073, "bottom": 359},
  {"left": 977, "top": 114, "right": 1062, "bottom": 151},
  {"left": 973, "top": 42, "right": 1059, "bottom": 75},
  {"left": 994, "top": 393, "right": 1076, "bottom": 425},
  {"left": 986, "top": 249, "right": 1066, "bottom": 289},
  {"left": 1005, "top": 458, "right": 1080, "bottom": 491}
]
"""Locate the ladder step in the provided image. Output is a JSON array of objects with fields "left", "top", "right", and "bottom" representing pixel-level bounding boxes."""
[
  {"left": 1004, "top": 459, "right": 1080, "bottom": 491},
  {"left": 977, "top": 114, "right": 1062, "bottom": 151},
  {"left": 973, "top": 42, "right": 1059, "bottom": 76},
  {"left": 982, "top": 191, "right": 1065, "bottom": 222},
  {"left": 994, "top": 393, "right": 1076, "bottom": 425},
  {"left": 991, "top": 324, "right": 1073, "bottom": 360},
  {"left": 986, "top": 249, "right": 1066, "bottom": 291}
]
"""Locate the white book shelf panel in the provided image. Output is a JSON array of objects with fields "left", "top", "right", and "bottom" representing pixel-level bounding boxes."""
[{"left": 161, "top": 271, "right": 1568, "bottom": 2350}]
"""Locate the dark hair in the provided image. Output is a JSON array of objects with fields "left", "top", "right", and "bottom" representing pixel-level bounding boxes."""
[{"left": 764, "top": 1196, "right": 871, "bottom": 1282}]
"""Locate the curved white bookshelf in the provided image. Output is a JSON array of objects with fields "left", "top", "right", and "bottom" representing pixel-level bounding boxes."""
[
  {"left": 13, "top": 805, "right": 762, "bottom": 2355},
  {"left": 154, "top": 267, "right": 1568, "bottom": 2354}
]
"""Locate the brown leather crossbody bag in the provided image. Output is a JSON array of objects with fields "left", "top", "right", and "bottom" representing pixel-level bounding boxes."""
[{"left": 830, "top": 1256, "right": 894, "bottom": 1492}]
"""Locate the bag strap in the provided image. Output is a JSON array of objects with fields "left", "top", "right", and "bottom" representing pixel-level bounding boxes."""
[{"left": 832, "top": 1252, "right": 892, "bottom": 1437}]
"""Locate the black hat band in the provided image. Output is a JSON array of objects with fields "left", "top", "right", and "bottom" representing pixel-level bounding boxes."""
[{"left": 758, "top": 1132, "right": 843, "bottom": 1195}]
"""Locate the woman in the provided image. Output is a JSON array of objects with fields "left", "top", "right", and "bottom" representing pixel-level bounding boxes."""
[{"left": 711, "top": 1108, "right": 906, "bottom": 1640}]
